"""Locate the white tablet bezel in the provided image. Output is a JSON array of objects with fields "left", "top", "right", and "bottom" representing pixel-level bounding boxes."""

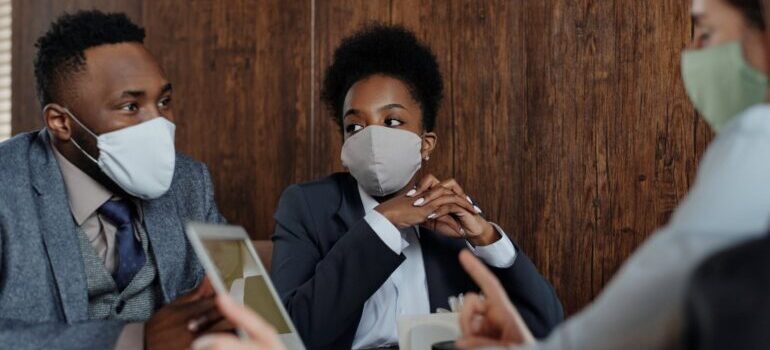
[{"left": 185, "top": 222, "right": 305, "bottom": 350}]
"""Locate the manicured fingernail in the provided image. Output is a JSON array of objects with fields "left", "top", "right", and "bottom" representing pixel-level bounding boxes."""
[
  {"left": 406, "top": 189, "right": 417, "bottom": 197},
  {"left": 466, "top": 195, "right": 473, "bottom": 204},
  {"left": 427, "top": 213, "right": 437, "bottom": 219},
  {"left": 473, "top": 205, "right": 482, "bottom": 214},
  {"left": 414, "top": 198, "right": 425, "bottom": 206}
]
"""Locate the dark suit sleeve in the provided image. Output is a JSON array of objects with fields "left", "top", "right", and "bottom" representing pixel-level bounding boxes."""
[
  {"left": 270, "top": 185, "right": 405, "bottom": 349},
  {"left": 488, "top": 246, "right": 564, "bottom": 338},
  {"left": 0, "top": 319, "right": 125, "bottom": 349}
]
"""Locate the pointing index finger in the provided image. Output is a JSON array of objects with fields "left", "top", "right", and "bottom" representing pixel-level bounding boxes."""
[{"left": 459, "top": 250, "right": 505, "bottom": 298}]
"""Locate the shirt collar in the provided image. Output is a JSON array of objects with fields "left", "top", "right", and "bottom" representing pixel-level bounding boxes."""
[
  {"left": 357, "top": 186, "right": 421, "bottom": 238},
  {"left": 357, "top": 186, "right": 380, "bottom": 214},
  {"left": 51, "top": 142, "right": 113, "bottom": 225}
]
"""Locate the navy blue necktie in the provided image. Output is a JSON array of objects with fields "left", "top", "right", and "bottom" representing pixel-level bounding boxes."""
[{"left": 98, "top": 199, "right": 146, "bottom": 291}]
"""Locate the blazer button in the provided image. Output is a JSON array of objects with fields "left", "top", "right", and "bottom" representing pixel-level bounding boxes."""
[{"left": 116, "top": 300, "right": 126, "bottom": 313}]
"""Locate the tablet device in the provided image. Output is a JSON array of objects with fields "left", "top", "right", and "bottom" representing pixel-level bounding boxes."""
[{"left": 186, "top": 222, "right": 305, "bottom": 350}]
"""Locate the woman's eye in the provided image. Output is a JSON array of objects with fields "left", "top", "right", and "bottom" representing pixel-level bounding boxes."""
[
  {"left": 121, "top": 103, "right": 139, "bottom": 112},
  {"left": 346, "top": 124, "right": 364, "bottom": 133},
  {"left": 385, "top": 118, "right": 403, "bottom": 127}
]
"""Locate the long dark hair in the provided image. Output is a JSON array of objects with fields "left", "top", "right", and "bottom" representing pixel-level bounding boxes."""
[{"left": 726, "top": 0, "right": 765, "bottom": 29}]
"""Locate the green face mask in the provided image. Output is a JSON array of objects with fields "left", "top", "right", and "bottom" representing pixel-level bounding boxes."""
[{"left": 681, "top": 41, "right": 768, "bottom": 133}]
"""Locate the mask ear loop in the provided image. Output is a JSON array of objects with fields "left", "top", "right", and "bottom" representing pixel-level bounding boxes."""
[{"left": 43, "top": 104, "right": 100, "bottom": 164}]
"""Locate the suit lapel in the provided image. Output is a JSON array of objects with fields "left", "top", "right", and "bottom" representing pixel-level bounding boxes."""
[
  {"left": 142, "top": 194, "right": 185, "bottom": 302},
  {"left": 420, "top": 230, "right": 475, "bottom": 312},
  {"left": 419, "top": 230, "right": 452, "bottom": 312},
  {"left": 30, "top": 130, "right": 90, "bottom": 322},
  {"left": 333, "top": 173, "right": 365, "bottom": 232}
]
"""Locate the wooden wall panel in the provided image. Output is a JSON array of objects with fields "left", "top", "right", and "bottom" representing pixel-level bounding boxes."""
[
  {"left": 592, "top": 0, "right": 701, "bottom": 295},
  {"left": 143, "top": 0, "right": 261, "bottom": 233},
  {"left": 391, "top": 0, "right": 455, "bottom": 184},
  {"left": 143, "top": 0, "right": 312, "bottom": 239},
  {"left": 250, "top": 0, "right": 313, "bottom": 236},
  {"left": 515, "top": 0, "right": 599, "bottom": 314},
  {"left": 11, "top": 0, "right": 704, "bottom": 314},
  {"left": 310, "top": 0, "right": 391, "bottom": 179}
]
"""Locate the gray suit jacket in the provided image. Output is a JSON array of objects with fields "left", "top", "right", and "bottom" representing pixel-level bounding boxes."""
[{"left": 0, "top": 130, "right": 225, "bottom": 349}]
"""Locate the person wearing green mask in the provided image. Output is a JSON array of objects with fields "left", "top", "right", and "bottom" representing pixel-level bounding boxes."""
[
  {"left": 683, "top": 0, "right": 769, "bottom": 132},
  {"left": 451, "top": 0, "right": 770, "bottom": 349}
]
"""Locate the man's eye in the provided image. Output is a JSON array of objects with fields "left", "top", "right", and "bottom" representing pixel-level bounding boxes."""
[
  {"left": 121, "top": 103, "right": 139, "bottom": 112},
  {"left": 346, "top": 124, "right": 364, "bottom": 133},
  {"left": 159, "top": 97, "right": 172, "bottom": 108},
  {"left": 385, "top": 118, "right": 403, "bottom": 127}
]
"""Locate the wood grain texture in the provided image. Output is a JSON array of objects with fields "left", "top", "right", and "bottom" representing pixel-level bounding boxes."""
[
  {"left": 310, "top": 0, "right": 392, "bottom": 179},
  {"left": 391, "top": 0, "right": 455, "bottom": 185},
  {"left": 11, "top": 0, "right": 707, "bottom": 314},
  {"left": 142, "top": 0, "right": 312, "bottom": 240}
]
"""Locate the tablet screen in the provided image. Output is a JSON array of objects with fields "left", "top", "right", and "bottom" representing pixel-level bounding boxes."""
[{"left": 201, "top": 239, "right": 292, "bottom": 334}]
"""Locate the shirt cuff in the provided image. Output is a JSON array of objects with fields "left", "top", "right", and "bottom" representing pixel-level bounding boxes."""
[
  {"left": 364, "top": 210, "right": 405, "bottom": 255},
  {"left": 465, "top": 223, "right": 517, "bottom": 268},
  {"left": 114, "top": 322, "right": 145, "bottom": 349}
]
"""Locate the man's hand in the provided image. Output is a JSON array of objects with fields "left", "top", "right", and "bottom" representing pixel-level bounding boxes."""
[
  {"left": 145, "top": 278, "right": 228, "bottom": 350},
  {"left": 456, "top": 250, "right": 535, "bottom": 349},
  {"left": 192, "top": 294, "right": 284, "bottom": 350}
]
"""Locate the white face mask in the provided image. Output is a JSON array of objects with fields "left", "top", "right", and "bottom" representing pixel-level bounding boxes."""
[
  {"left": 341, "top": 125, "right": 423, "bottom": 197},
  {"left": 57, "top": 107, "right": 177, "bottom": 200}
]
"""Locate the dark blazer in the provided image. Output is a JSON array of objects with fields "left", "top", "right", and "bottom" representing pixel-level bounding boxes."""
[
  {"left": 271, "top": 173, "right": 564, "bottom": 349},
  {"left": 684, "top": 232, "right": 770, "bottom": 350},
  {"left": 0, "top": 130, "right": 225, "bottom": 349}
]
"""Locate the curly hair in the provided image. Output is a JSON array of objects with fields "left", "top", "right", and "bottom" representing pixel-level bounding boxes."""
[
  {"left": 321, "top": 24, "right": 444, "bottom": 132},
  {"left": 34, "top": 10, "right": 146, "bottom": 107}
]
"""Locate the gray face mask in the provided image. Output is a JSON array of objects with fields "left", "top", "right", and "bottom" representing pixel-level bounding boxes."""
[{"left": 341, "top": 125, "right": 423, "bottom": 197}]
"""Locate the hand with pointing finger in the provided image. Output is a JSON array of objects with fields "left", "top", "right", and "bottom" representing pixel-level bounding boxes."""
[{"left": 456, "top": 250, "right": 535, "bottom": 349}]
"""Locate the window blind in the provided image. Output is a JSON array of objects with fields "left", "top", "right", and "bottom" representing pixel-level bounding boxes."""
[{"left": 0, "top": 0, "right": 11, "bottom": 142}]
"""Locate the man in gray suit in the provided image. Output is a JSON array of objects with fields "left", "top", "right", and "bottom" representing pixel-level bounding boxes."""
[{"left": 0, "top": 11, "right": 228, "bottom": 349}]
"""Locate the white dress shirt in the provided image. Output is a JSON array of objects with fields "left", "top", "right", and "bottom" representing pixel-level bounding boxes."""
[
  {"left": 513, "top": 105, "right": 770, "bottom": 350},
  {"left": 352, "top": 186, "right": 517, "bottom": 349}
]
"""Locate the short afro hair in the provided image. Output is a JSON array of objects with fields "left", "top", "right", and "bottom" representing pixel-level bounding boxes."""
[
  {"left": 34, "top": 10, "right": 145, "bottom": 107},
  {"left": 321, "top": 24, "right": 444, "bottom": 132}
]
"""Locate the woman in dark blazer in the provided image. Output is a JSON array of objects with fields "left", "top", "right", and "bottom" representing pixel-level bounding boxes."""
[{"left": 270, "top": 24, "right": 563, "bottom": 350}]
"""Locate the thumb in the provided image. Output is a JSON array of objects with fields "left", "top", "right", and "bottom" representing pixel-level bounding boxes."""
[
  {"left": 192, "top": 334, "right": 243, "bottom": 350},
  {"left": 216, "top": 294, "right": 283, "bottom": 349}
]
